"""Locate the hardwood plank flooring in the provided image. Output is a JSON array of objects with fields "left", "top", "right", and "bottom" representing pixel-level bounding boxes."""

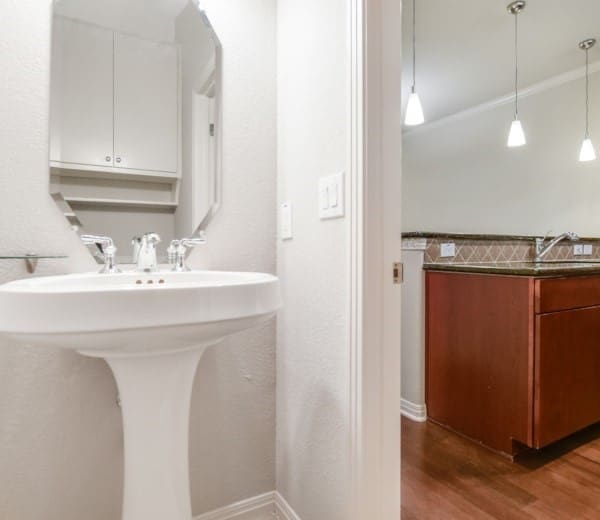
[{"left": 402, "top": 417, "right": 600, "bottom": 519}]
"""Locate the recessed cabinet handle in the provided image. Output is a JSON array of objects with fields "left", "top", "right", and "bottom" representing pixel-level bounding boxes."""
[
  {"left": 105, "top": 156, "right": 111, "bottom": 162},
  {"left": 116, "top": 157, "right": 122, "bottom": 164}
]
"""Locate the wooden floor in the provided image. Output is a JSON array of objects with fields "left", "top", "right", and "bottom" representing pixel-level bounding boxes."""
[{"left": 401, "top": 417, "right": 600, "bottom": 519}]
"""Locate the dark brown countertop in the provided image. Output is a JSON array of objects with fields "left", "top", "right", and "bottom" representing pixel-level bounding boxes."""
[
  {"left": 403, "top": 232, "right": 600, "bottom": 242},
  {"left": 423, "top": 261, "right": 600, "bottom": 277}
]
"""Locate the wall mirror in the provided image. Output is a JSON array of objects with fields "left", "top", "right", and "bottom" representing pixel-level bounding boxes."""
[
  {"left": 50, "top": 0, "right": 222, "bottom": 263},
  {"left": 402, "top": 0, "right": 600, "bottom": 237}
]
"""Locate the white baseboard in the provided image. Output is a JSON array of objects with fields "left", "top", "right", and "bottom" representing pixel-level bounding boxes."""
[
  {"left": 194, "top": 491, "right": 275, "bottom": 520},
  {"left": 193, "top": 491, "right": 301, "bottom": 520},
  {"left": 401, "top": 398, "right": 427, "bottom": 422},
  {"left": 274, "top": 492, "right": 301, "bottom": 520}
]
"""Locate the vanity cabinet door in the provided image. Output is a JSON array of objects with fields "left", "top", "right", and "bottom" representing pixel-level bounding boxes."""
[
  {"left": 535, "top": 306, "right": 600, "bottom": 448},
  {"left": 50, "top": 17, "right": 114, "bottom": 167},
  {"left": 114, "top": 33, "right": 178, "bottom": 173}
]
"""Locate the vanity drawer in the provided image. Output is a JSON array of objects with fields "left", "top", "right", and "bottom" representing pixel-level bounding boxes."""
[{"left": 535, "top": 276, "right": 600, "bottom": 313}]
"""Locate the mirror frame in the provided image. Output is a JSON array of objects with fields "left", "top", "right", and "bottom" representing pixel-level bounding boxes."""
[{"left": 191, "top": 4, "right": 223, "bottom": 235}]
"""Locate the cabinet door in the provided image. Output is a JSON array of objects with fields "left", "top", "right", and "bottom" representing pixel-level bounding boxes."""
[
  {"left": 50, "top": 17, "right": 114, "bottom": 166},
  {"left": 535, "top": 307, "right": 600, "bottom": 447},
  {"left": 114, "top": 33, "right": 178, "bottom": 173},
  {"left": 426, "top": 272, "right": 534, "bottom": 455}
]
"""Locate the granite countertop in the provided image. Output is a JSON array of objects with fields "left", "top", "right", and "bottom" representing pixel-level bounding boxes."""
[
  {"left": 403, "top": 231, "right": 537, "bottom": 242},
  {"left": 403, "top": 231, "right": 600, "bottom": 242},
  {"left": 423, "top": 261, "right": 600, "bottom": 277}
]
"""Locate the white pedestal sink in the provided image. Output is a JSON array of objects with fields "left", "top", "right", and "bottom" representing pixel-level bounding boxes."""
[{"left": 0, "top": 270, "right": 281, "bottom": 520}]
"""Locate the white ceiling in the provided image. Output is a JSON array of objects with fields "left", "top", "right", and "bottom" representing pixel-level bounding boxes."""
[
  {"left": 402, "top": 0, "right": 600, "bottom": 122},
  {"left": 54, "top": 0, "right": 191, "bottom": 41}
]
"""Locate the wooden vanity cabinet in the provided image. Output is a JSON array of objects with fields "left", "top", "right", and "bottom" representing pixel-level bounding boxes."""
[{"left": 426, "top": 271, "right": 600, "bottom": 457}]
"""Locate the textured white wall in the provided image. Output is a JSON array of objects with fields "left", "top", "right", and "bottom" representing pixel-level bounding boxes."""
[
  {"left": 403, "top": 70, "right": 600, "bottom": 236},
  {"left": 0, "top": 0, "right": 277, "bottom": 518},
  {"left": 185, "top": 0, "right": 278, "bottom": 514},
  {"left": 400, "top": 249, "right": 425, "bottom": 409},
  {"left": 276, "top": 0, "right": 350, "bottom": 518}
]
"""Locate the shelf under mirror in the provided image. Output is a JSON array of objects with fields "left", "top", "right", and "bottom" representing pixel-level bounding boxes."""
[{"left": 0, "top": 255, "right": 68, "bottom": 274}]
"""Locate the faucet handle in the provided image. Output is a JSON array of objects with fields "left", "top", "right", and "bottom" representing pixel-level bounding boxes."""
[
  {"left": 82, "top": 234, "right": 114, "bottom": 249},
  {"left": 181, "top": 235, "right": 206, "bottom": 248},
  {"left": 81, "top": 235, "right": 120, "bottom": 274},
  {"left": 170, "top": 234, "right": 207, "bottom": 272}
]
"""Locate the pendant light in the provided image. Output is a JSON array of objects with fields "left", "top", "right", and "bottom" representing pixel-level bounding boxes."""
[
  {"left": 579, "top": 38, "right": 597, "bottom": 162},
  {"left": 405, "top": 0, "right": 425, "bottom": 126},
  {"left": 507, "top": 1, "right": 526, "bottom": 147}
]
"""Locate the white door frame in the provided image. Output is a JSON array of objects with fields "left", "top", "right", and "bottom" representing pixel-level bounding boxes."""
[{"left": 349, "top": 0, "right": 402, "bottom": 518}]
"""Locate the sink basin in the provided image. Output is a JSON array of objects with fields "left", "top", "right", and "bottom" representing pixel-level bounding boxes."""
[
  {"left": 0, "top": 270, "right": 281, "bottom": 357},
  {"left": 0, "top": 270, "right": 281, "bottom": 520}
]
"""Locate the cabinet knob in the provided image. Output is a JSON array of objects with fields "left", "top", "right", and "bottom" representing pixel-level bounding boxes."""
[
  {"left": 116, "top": 157, "right": 122, "bottom": 164},
  {"left": 105, "top": 156, "right": 111, "bottom": 162}
]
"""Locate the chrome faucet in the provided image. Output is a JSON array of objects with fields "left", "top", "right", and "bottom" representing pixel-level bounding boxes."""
[
  {"left": 535, "top": 232, "right": 580, "bottom": 262},
  {"left": 131, "top": 236, "right": 142, "bottom": 264},
  {"left": 167, "top": 234, "right": 206, "bottom": 272},
  {"left": 136, "top": 232, "right": 161, "bottom": 272},
  {"left": 81, "top": 234, "right": 120, "bottom": 274}
]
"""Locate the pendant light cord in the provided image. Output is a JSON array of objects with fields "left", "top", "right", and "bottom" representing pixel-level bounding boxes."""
[
  {"left": 412, "top": 0, "right": 416, "bottom": 92},
  {"left": 585, "top": 47, "right": 590, "bottom": 138},
  {"left": 514, "top": 13, "right": 519, "bottom": 118}
]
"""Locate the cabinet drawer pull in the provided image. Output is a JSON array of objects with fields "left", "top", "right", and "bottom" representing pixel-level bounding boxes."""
[
  {"left": 105, "top": 156, "right": 111, "bottom": 162},
  {"left": 116, "top": 157, "right": 122, "bottom": 164}
]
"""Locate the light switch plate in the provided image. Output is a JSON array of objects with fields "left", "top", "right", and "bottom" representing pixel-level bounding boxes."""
[
  {"left": 440, "top": 243, "right": 456, "bottom": 258},
  {"left": 319, "top": 172, "right": 345, "bottom": 220},
  {"left": 584, "top": 244, "right": 593, "bottom": 255},
  {"left": 574, "top": 244, "right": 584, "bottom": 256},
  {"left": 281, "top": 202, "right": 293, "bottom": 240}
]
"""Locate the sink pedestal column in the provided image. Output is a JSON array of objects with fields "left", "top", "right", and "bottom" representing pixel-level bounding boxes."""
[{"left": 106, "top": 346, "right": 209, "bottom": 520}]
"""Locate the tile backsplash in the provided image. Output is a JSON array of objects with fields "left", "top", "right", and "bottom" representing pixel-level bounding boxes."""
[
  {"left": 402, "top": 235, "right": 600, "bottom": 264},
  {"left": 425, "top": 239, "right": 531, "bottom": 264}
]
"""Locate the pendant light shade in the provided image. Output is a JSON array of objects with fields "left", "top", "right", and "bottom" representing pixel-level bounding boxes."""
[
  {"left": 405, "top": 89, "right": 425, "bottom": 126},
  {"left": 507, "top": 1, "right": 526, "bottom": 147},
  {"left": 580, "top": 138, "right": 597, "bottom": 162},
  {"left": 579, "top": 38, "right": 596, "bottom": 162},
  {"left": 405, "top": 0, "right": 425, "bottom": 126},
  {"left": 508, "top": 119, "right": 526, "bottom": 147}
]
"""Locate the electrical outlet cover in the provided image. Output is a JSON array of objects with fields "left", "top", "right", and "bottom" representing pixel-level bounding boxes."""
[{"left": 440, "top": 243, "right": 456, "bottom": 258}]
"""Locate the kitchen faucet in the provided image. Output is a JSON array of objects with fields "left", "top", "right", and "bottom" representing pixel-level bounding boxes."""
[{"left": 534, "top": 232, "right": 580, "bottom": 262}]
